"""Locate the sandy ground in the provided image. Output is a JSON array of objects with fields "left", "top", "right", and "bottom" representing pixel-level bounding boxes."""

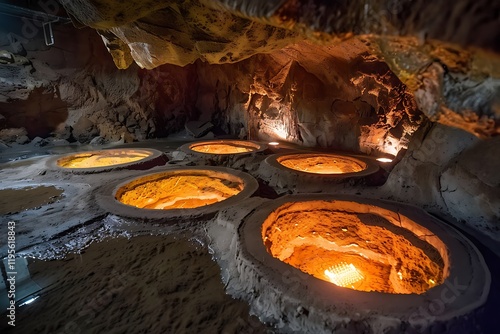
[
  {"left": 0, "top": 186, "right": 63, "bottom": 215},
  {"left": 2, "top": 235, "right": 270, "bottom": 334}
]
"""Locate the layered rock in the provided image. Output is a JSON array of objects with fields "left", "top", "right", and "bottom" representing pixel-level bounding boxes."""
[
  {"left": 381, "top": 123, "right": 500, "bottom": 241},
  {"left": 59, "top": 0, "right": 500, "bottom": 139},
  {"left": 194, "top": 39, "right": 421, "bottom": 155}
]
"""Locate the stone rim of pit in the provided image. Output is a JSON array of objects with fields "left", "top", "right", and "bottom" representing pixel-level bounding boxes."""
[
  {"left": 97, "top": 166, "right": 259, "bottom": 221},
  {"left": 266, "top": 152, "right": 379, "bottom": 178},
  {"left": 237, "top": 194, "right": 490, "bottom": 330},
  {"left": 48, "top": 148, "right": 167, "bottom": 173},
  {"left": 180, "top": 139, "right": 267, "bottom": 156}
]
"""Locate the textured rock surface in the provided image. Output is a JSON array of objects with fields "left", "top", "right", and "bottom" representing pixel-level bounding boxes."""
[
  {"left": 0, "top": 23, "right": 195, "bottom": 143},
  {"left": 194, "top": 38, "right": 421, "bottom": 155},
  {"left": 376, "top": 37, "right": 500, "bottom": 138},
  {"left": 59, "top": 0, "right": 500, "bottom": 139},
  {"left": 62, "top": 0, "right": 300, "bottom": 68},
  {"left": 381, "top": 124, "right": 500, "bottom": 241},
  {"left": 440, "top": 138, "right": 500, "bottom": 238},
  {"left": 61, "top": 0, "right": 500, "bottom": 67}
]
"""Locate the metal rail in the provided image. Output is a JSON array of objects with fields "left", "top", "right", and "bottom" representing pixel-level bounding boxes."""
[{"left": 0, "top": 3, "right": 72, "bottom": 46}]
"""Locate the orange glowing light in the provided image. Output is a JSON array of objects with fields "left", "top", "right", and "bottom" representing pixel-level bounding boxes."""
[
  {"left": 262, "top": 201, "right": 446, "bottom": 294},
  {"left": 268, "top": 142, "right": 280, "bottom": 146},
  {"left": 189, "top": 141, "right": 261, "bottom": 155},
  {"left": 58, "top": 150, "right": 151, "bottom": 168},
  {"left": 117, "top": 175, "right": 243, "bottom": 210},
  {"left": 376, "top": 157, "right": 393, "bottom": 163},
  {"left": 277, "top": 154, "right": 366, "bottom": 174},
  {"left": 324, "top": 263, "right": 364, "bottom": 288}
]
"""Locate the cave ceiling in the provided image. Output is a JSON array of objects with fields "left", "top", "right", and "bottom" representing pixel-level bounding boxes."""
[{"left": 60, "top": 0, "right": 500, "bottom": 139}]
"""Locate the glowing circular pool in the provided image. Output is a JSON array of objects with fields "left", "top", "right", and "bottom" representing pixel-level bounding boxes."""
[
  {"left": 181, "top": 140, "right": 266, "bottom": 155},
  {"left": 261, "top": 153, "right": 379, "bottom": 192},
  {"left": 262, "top": 200, "right": 445, "bottom": 294},
  {"left": 117, "top": 173, "right": 242, "bottom": 210},
  {"left": 99, "top": 167, "right": 258, "bottom": 220},
  {"left": 234, "top": 194, "right": 490, "bottom": 332},
  {"left": 276, "top": 153, "right": 367, "bottom": 175},
  {"left": 51, "top": 148, "right": 166, "bottom": 173}
]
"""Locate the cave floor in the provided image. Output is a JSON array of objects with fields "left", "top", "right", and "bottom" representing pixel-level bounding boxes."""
[{"left": 0, "top": 137, "right": 498, "bottom": 333}]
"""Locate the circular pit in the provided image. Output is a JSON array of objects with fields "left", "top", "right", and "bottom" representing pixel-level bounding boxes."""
[
  {"left": 50, "top": 148, "right": 166, "bottom": 173},
  {"left": 99, "top": 167, "right": 258, "bottom": 221}
]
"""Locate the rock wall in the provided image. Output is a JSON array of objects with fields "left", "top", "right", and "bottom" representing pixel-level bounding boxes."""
[
  {"left": 382, "top": 124, "right": 500, "bottom": 241},
  {"left": 59, "top": 0, "right": 500, "bottom": 139},
  {"left": 0, "top": 18, "right": 197, "bottom": 144},
  {"left": 0, "top": 17, "right": 137, "bottom": 143},
  {"left": 0, "top": 20, "right": 422, "bottom": 156},
  {"left": 195, "top": 39, "right": 421, "bottom": 155}
]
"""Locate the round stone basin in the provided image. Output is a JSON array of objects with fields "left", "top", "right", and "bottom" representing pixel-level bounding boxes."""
[
  {"left": 238, "top": 194, "right": 490, "bottom": 331},
  {"left": 99, "top": 167, "right": 258, "bottom": 220},
  {"left": 263, "top": 200, "right": 445, "bottom": 294},
  {"left": 276, "top": 153, "right": 368, "bottom": 175},
  {"left": 261, "top": 153, "right": 379, "bottom": 191},
  {"left": 182, "top": 140, "right": 266, "bottom": 155},
  {"left": 51, "top": 148, "right": 166, "bottom": 173},
  {"left": 118, "top": 173, "right": 242, "bottom": 210}
]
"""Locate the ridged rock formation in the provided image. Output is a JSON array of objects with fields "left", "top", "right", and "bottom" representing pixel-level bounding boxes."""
[{"left": 59, "top": 0, "right": 499, "bottom": 141}]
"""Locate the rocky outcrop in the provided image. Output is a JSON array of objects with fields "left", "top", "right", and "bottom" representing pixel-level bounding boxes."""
[
  {"left": 440, "top": 137, "right": 500, "bottom": 239},
  {"left": 59, "top": 0, "right": 500, "bottom": 139},
  {"left": 375, "top": 37, "right": 500, "bottom": 138},
  {"left": 381, "top": 123, "right": 500, "bottom": 241},
  {"left": 62, "top": 0, "right": 300, "bottom": 68},
  {"left": 0, "top": 24, "right": 195, "bottom": 144},
  {"left": 62, "top": 0, "right": 500, "bottom": 68},
  {"left": 195, "top": 39, "right": 421, "bottom": 155}
]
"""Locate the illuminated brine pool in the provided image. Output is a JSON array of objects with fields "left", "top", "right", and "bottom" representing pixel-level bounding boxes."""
[
  {"left": 276, "top": 153, "right": 367, "bottom": 175},
  {"left": 57, "top": 149, "right": 151, "bottom": 168},
  {"left": 99, "top": 167, "right": 259, "bottom": 220},
  {"left": 236, "top": 194, "right": 490, "bottom": 331},
  {"left": 117, "top": 172, "right": 244, "bottom": 210},
  {"left": 262, "top": 200, "right": 445, "bottom": 294},
  {"left": 184, "top": 140, "right": 265, "bottom": 155}
]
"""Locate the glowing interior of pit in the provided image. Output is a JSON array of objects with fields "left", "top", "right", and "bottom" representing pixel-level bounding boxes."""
[
  {"left": 190, "top": 141, "right": 260, "bottom": 154},
  {"left": 324, "top": 262, "right": 364, "bottom": 288},
  {"left": 57, "top": 150, "right": 152, "bottom": 168},
  {"left": 277, "top": 154, "right": 367, "bottom": 174},
  {"left": 262, "top": 201, "right": 446, "bottom": 294},
  {"left": 116, "top": 173, "right": 244, "bottom": 210}
]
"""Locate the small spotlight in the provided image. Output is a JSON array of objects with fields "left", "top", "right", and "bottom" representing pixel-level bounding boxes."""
[
  {"left": 376, "top": 157, "right": 393, "bottom": 163},
  {"left": 324, "top": 263, "right": 363, "bottom": 288},
  {"left": 268, "top": 142, "right": 280, "bottom": 147},
  {"left": 19, "top": 296, "right": 39, "bottom": 307}
]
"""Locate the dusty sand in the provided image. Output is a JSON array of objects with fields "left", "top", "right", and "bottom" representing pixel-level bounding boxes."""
[
  {"left": 4, "top": 235, "right": 270, "bottom": 334},
  {"left": 0, "top": 186, "right": 63, "bottom": 215}
]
